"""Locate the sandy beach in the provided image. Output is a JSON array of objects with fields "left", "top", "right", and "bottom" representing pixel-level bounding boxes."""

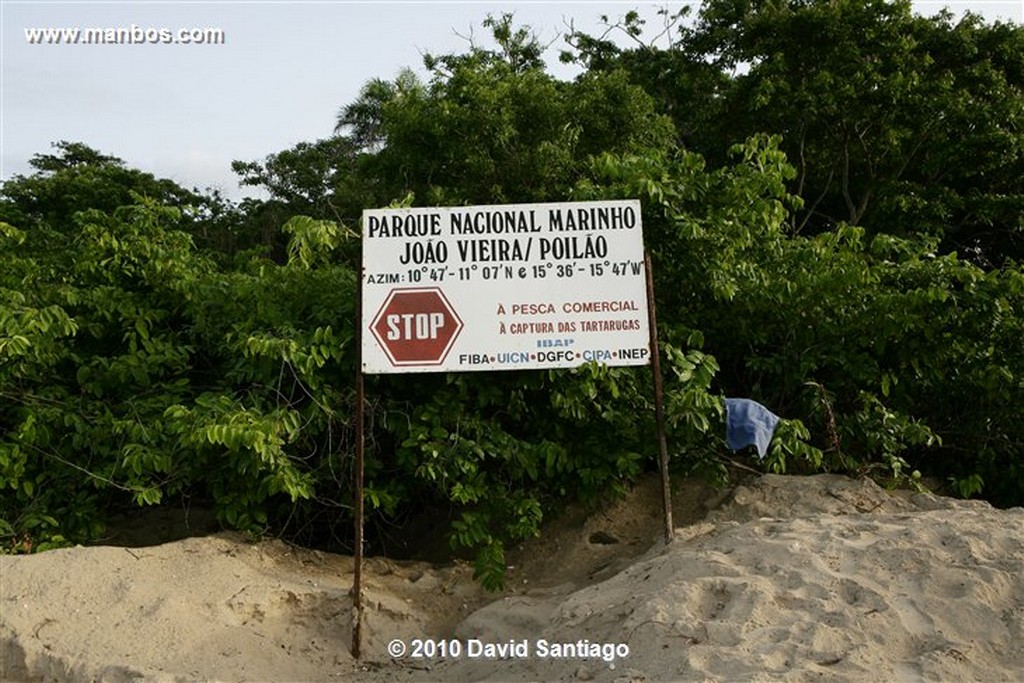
[{"left": 2, "top": 473, "right": 1022, "bottom": 682}]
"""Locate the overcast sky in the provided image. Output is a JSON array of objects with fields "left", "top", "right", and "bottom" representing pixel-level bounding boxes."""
[{"left": 3, "top": 1, "right": 1022, "bottom": 200}]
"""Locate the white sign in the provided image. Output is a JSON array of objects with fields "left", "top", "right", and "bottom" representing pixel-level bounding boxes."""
[{"left": 361, "top": 200, "right": 650, "bottom": 374}]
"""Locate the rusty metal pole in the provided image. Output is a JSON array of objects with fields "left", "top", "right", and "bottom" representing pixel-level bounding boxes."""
[
  {"left": 351, "top": 259, "right": 365, "bottom": 659},
  {"left": 644, "top": 251, "right": 674, "bottom": 543}
]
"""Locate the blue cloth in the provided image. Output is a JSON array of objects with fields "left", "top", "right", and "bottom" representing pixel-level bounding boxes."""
[{"left": 725, "top": 398, "right": 780, "bottom": 461}]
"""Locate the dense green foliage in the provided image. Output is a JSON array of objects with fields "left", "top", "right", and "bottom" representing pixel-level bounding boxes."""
[
  {"left": 566, "top": 0, "right": 1024, "bottom": 264},
  {"left": 2, "top": 6, "right": 1023, "bottom": 587}
]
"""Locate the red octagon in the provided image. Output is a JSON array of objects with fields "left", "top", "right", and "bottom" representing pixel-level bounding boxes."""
[{"left": 370, "top": 287, "right": 464, "bottom": 366}]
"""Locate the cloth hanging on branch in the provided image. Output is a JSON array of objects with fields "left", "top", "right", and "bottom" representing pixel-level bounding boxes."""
[{"left": 725, "top": 398, "right": 780, "bottom": 461}]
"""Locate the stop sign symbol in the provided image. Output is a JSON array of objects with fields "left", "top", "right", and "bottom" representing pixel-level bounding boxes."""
[{"left": 370, "top": 287, "right": 464, "bottom": 366}]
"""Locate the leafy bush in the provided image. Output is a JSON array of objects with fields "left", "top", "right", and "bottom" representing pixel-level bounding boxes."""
[{"left": 582, "top": 136, "right": 1024, "bottom": 504}]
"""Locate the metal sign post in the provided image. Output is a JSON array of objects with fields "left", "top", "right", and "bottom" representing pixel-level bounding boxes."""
[
  {"left": 351, "top": 264, "right": 365, "bottom": 659},
  {"left": 644, "top": 251, "right": 674, "bottom": 542}
]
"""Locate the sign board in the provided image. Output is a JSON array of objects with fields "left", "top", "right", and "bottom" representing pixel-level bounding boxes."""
[{"left": 361, "top": 200, "right": 649, "bottom": 374}]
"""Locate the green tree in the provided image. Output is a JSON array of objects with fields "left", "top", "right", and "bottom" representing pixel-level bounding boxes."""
[
  {"left": 335, "top": 13, "right": 676, "bottom": 207},
  {"left": 0, "top": 196, "right": 212, "bottom": 549},
  {"left": 0, "top": 149, "right": 336, "bottom": 551},
  {"left": 566, "top": 0, "right": 1024, "bottom": 264},
  {"left": 581, "top": 135, "right": 1024, "bottom": 504},
  {"left": 0, "top": 141, "right": 237, "bottom": 251},
  {"left": 231, "top": 136, "right": 373, "bottom": 260}
]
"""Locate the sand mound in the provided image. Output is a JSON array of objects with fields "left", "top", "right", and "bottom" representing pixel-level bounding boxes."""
[{"left": 2, "top": 474, "right": 1022, "bottom": 682}]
